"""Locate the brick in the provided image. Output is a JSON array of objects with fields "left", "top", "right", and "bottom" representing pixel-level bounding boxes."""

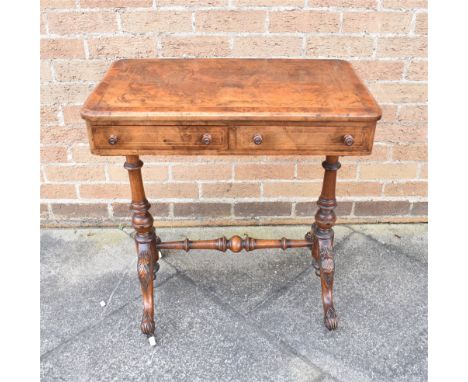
[
  {"left": 79, "top": 184, "right": 130, "bottom": 199},
  {"left": 232, "top": 36, "right": 302, "bottom": 57},
  {"left": 202, "top": 183, "right": 260, "bottom": 198},
  {"left": 375, "top": 122, "right": 427, "bottom": 143},
  {"left": 355, "top": 201, "right": 410, "bottom": 216},
  {"left": 308, "top": 0, "right": 377, "bottom": 8},
  {"left": 197, "top": 11, "right": 266, "bottom": 33},
  {"left": 161, "top": 36, "right": 230, "bottom": 58},
  {"left": 354, "top": 201, "right": 410, "bottom": 216},
  {"left": 41, "top": 39, "right": 85, "bottom": 59},
  {"left": 419, "top": 163, "right": 427, "bottom": 179},
  {"left": 343, "top": 12, "right": 412, "bottom": 33},
  {"left": 379, "top": 105, "right": 398, "bottom": 123},
  {"left": 234, "top": 202, "right": 292, "bottom": 217},
  {"left": 382, "top": 0, "right": 427, "bottom": 9},
  {"left": 145, "top": 183, "right": 199, "bottom": 199},
  {"left": 47, "top": 12, "right": 117, "bottom": 35},
  {"left": 384, "top": 181, "right": 427, "bottom": 196},
  {"left": 41, "top": 126, "right": 88, "bottom": 145},
  {"left": 81, "top": 0, "right": 153, "bottom": 6},
  {"left": 377, "top": 37, "right": 427, "bottom": 58},
  {"left": 108, "top": 165, "right": 168, "bottom": 181},
  {"left": 41, "top": 147, "right": 68, "bottom": 163},
  {"left": 411, "top": 201, "right": 427, "bottom": 216},
  {"left": 235, "top": 163, "right": 294, "bottom": 180},
  {"left": 306, "top": 36, "right": 374, "bottom": 58},
  {"left": 63, "top": 105, "right": 84, "bottom": 124},
  {"left": 398, "top": 105, "right": 429, "bottom": 122},
  {"left": 351, "top": 144, "right": 390, "bottom": 161},
  {"left": 112, "top": 203, "right": 170, "bottom": 218},
  {"left": 369, "top": 83, "right": 427, "bottom": 103},
  {"left": 351, "top": 60, "right": 404, "bottom": 81},
  {"left": 298, "top": 163, "right": 357, "bottom": 179},
  {"left": 360, "top": 163, "right": 418, "bottom": 180},
  {"left": 159, "top": 0, "right": 226, "bottom": 5},
  {"left": 263, "top": 182, "right": 323, "bottom": 197},
  {"left": 51, "top": 203, "right": 108, "bottom": 218},
  {"left": 41, "top": 83, "right": 90, "bottom": 105},
  {"left": 269, "top": 11, "right": 340, "bottom": 33},
  {"left": 41, "top": 0, "right": 76, "bottom": 8},
  {"left": 41, "top": 184, "right": 76, "bottom": 199},
  {"left": 415, "top": 12, "right": 428, "bottom": 34},
  {"left": 336, "top": 181, "right": 383, "bottom": 196},
  {"left": 71, "top": 145, "right": 122, "bottom": 163},
  {"left": 234, "top": 0, "right": 303, "bottom": 5},
  {"left": 406, "top": 60, "right": 427, "bottom": 81},
  {"left": 174, "top": 203, "right": 231, "bottom": 218},
  {"left": 41, "top": 105, "right": 59, "bottom": 125},
  {"left": 54, "top": 60, "right": 109, "bottom": 82},
  {"left": 172, "top": 164, "right": 231, "bottom": 181},
  {"left": 121, "top": 11, "right": 192, "bottom": 33},
  {"left": 88, "top": 36, "right": 156, "bottom": 59},
  {"left": 296, "top": 201, "right": 353, "bottom": 217},
  {"left": 41, "top": 204, "right": 49, "bottom": 219},
  {"left": 40, "top": 15, "right": 47, "bottom": 34},
  {"left": 392, "top": 144, "right": 427, "bottom": 160},
  {"left": 41, "top": 61, "right": 52, "bottom": 82},
  {"left": 45, "top": 165, "right": 106, "bottom": 181}
]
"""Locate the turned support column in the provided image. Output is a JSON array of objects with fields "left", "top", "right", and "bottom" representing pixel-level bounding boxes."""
[
  {"left": 312, "top": 156, "right": 340, "bottom": 330},
  {"left": 125, "top": 155, "right": 160, "bottom": 336}
]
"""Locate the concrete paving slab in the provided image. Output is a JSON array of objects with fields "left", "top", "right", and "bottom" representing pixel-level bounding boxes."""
[
  {"left": 40, "top": 224, "right": 427, "bottom": 382},
  {"left": 40, "top": 229, "right": 177, "bottom": 355},
  {"left": 248, "top": 232, "right": 427, "bottom": 382},
  {"left": 41, "top": 274, "right": 322, "bottom": 382},
  {"left": 349, "top": 224, "right": 427, "bottom": 264}
]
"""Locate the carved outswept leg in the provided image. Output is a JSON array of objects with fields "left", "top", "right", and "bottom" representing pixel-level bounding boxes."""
[
  {"left": 125, "top": 155, "right": 160, "bottom": 336},
  {"left": 313, "top": 156, "right": 340, "bottom": 331}
]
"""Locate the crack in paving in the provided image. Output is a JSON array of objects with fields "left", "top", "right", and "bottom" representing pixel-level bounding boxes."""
[
  {"left": 173, "top": 270, "right": 325, "bottom": 375},
  {"left": 156, "top": 229, "right": 356, "bottom": 376}
]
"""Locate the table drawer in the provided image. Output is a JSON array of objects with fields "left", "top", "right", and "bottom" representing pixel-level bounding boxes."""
[
  {"left": 233, "top": 125, "right": 373, "bottom": 154},
  {"left": 91, "top": 125, "right": 228, "bottom": 151}
]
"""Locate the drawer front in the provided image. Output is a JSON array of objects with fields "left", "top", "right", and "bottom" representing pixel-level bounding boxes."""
[
  {"left": 234, "top": 125, "right": 373, "bottom": 154},
  {"left": 91, "top": 125, "right": 228, "bottom": 151}
]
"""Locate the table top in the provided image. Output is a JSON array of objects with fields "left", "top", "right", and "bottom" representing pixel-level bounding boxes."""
[{"left": 81, "top": 59, "right": 381, "bottom": 123}]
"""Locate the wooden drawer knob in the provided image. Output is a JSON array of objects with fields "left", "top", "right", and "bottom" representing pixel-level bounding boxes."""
[
  {"left": 343, "top": 134, "right": 354, "bottom": 146},
  {"left": 108, "top": 135, "right": 118, "bottom": 145},
  {"left": 202, "top": 133, "right": 212, "bottom": 145},
  {"left": 253, "top": 134, "right": 263, "bottom": 145}
]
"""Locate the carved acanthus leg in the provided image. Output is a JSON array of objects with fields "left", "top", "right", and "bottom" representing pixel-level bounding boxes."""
[
  {"left": 313, "top": 156, "right": 340, "bottom": 330},
  {"left": 125, "top": 155, "right": 160, "bottom": 336}
]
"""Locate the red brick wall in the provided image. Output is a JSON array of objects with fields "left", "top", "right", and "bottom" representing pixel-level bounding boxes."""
[{"left": 40, "top": 0, "right": 428, "bottom": 227}]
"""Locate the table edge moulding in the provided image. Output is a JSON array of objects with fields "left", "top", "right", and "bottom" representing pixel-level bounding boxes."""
[{"left": 80, "top": 58, "right": 382, "bottom": 340}]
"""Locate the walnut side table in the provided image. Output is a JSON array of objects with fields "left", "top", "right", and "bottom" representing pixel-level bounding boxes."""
[{"left": 81, "top": 59, "right": 381, "bottom": 336}]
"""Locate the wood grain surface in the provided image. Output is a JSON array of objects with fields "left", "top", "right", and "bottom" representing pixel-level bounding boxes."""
[{"left": 82, "top": 59, "right": 381, "bottom": 156}]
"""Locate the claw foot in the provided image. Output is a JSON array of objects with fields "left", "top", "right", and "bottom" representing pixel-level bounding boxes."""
[
  {"left": 141, "top": 311, "right": 155, "bottom": 335},
  {"left": 324, "top": 307, "right": 338, "bottom": 330}
]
